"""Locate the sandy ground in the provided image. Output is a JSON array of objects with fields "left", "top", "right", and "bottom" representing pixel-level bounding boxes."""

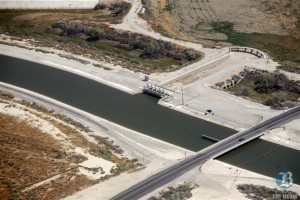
[
  {"left": 0, "top": 82, "right": 195, "bottom": 199},
  {"left": 0, "top": 1, "right": 299, "bottom": 199},
  {"left": 1, "top": 48, "right": 299, "bottom": 199},
  {"left": 3, "top": 82, "right": 299, "bottom": 200},
  {"left": 143, "top": 159, "right": 300, "bottom": 200},
  {"left": 261, "top": 119, "right": 300, "bottom": 151},
  {"left": 0, "top": 100, "right": 116, "bottom": 181}
]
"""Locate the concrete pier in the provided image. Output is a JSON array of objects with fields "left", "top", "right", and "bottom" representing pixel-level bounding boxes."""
[{"left": 201, "top": 134, "right": 220, "bottom": 143}]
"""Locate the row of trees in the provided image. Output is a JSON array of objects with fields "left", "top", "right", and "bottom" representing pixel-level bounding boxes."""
[{"left": 52, "top": 20, "right": 202, "bottom": 61}]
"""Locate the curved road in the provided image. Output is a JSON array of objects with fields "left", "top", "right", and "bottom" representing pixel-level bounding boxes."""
[{"left": 112, "top": 105, "right": 300, "bottom": 200}]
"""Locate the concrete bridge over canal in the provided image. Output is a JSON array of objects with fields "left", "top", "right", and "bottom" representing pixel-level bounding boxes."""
[{"left": 113, "top": 105, "right": 300, "bottom": 200}]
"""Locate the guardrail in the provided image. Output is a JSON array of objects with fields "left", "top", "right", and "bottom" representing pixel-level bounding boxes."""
[{"left": 230, "top": 46, "right": 267, "bottom": 59}]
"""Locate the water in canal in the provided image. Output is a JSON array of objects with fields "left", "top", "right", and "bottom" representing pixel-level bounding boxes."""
[{"left": 0, "top": 54, "right": 299, "bottom": 184}]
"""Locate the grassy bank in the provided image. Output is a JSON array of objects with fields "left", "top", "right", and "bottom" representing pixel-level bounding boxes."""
[{"left": 212, "top": 22, "right": 300, "bottom": 73}]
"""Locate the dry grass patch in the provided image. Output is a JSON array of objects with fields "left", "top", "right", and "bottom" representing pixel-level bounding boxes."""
[
  {"left": 0, "top": 113, "right": 72, "bottom": 199},
  {"left": 0, "top": 96, "right": 141, "bottom": 199}
]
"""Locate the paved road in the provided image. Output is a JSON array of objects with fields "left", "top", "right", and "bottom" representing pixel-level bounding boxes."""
[{"left": 112, "top": 106, "right": 300, "bottom": 200}]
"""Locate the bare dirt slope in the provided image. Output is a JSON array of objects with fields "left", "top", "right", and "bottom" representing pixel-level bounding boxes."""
[{"left": 145, "top": 0, "right": 300, "bottom": 41}]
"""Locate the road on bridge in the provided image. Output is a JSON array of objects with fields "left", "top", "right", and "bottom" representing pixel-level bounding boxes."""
[{"left": 112, "top": 106, "right": 300, "bottom": 200}]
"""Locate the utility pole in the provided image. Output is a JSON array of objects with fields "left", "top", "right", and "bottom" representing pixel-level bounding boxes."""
[{"left": 181, "top": 86, "right": 184, "bottom": 105}]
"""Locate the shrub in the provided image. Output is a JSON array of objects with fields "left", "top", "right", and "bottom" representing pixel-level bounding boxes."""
[
  {"left": 165, "top": 3, "right": 173, "bottom": 11},
  {"left": 148, "top": 182, "right": 197, "bottom": 200},
  {"left": 52, "top": 20, "right": 201, "bottom": 62},
  {"left": 243, "top": 69, "right": 300, "bottom": 94},
  {"left": 110, "top": 2, "right": 131, "bottom": 17},
  {"left": 235, "top": 86, "right": 250, "bottom": 96},
  {"left": 141, "top": 41, "right": 165, "bottom": 59},
  {"left": 69, "top": 154, "right": 88, "bottom": 163},
  {"left": 184, "top": 50, "right": 198, "bottom": 61},
  {"left": 94, "top": 3, "right": 107, "bottom": 10},
  {"left": 87, "top": 27, "right": 102, "bottom": 40},
  {"left": 52, "top": 20, "right": 87, "bottom": 37},
  {"left": 90, "top": 147, "right": 112, "bottom": 160},
  {"left": 237, "top": 184, "right": 300, "bottom": 200},
  {"left": 264, "top": 92, "right": 287, "bottom": 109}
]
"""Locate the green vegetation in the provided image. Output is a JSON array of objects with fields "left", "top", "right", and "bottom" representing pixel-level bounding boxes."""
[
  {"left": 212, "top": 22, "right": 300, "bottom": 72},
  {"left": 68, "top": 154, "right": 88, "bottom": 163},
  {"left": 226, "top": 69, "right": 300, "bottom": 109},
  {"left": 148, "top": 182, "right": 197, "bottom": 200},
  {"left": 164, "top": 0, "right": 175, "bottom": 12},
  {"left": 109, "top": 2, "right": 131, "bottom": 17},
  {"left": 277, "top": 61, "right": 300, "bottom": 74},
  {"left": 52, "top": 20, "right": 201, "bottom": 61},
  {"left": 237, "top": 184, "right": 300, "bottom": 200},
  {"left": 165, "top": 1, "right": 173, "bottom": 12},
  {"left": 90, "top": 147, "right": 113, "bottom": 160},
  {"left": 94, "top": 1, "right": 131, "bottom": 17},
  {"left": 94, "top": 3, "right": 107, "bottom": 10},
  {"left": 110, "top": 161, "right": 136, "bottom": 175},
  {"left": 91, "top": 135, "right": 124, "bottom": 154},
  {"left": 0, "top": 7, "right": 202, "bottom": 73}
]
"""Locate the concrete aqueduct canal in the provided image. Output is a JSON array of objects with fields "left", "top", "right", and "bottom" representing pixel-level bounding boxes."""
[{"left": 0, "top": 54, "right": 299, "bottom": 184}]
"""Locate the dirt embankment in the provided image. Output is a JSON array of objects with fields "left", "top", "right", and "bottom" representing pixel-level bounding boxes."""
[{"left": 143, "top": 0, "right": 300, "bottom": 42}]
